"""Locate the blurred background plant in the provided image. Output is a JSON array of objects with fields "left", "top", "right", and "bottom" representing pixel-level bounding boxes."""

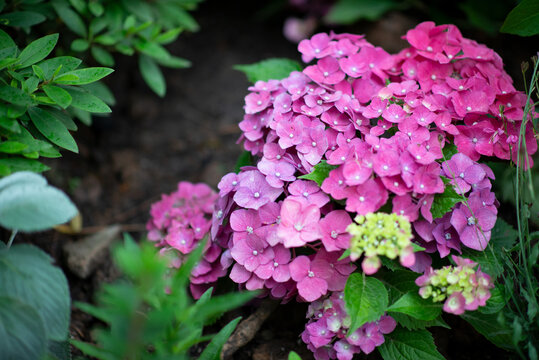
[
  {"left": 273, "top": 0, "right": 539, "bottom": 43},
  {"left": 0, "top": 0, "right": 201, "bottom": 96},
  {"left": 72, "top": 235, "right": 255, "bottom": 360}
]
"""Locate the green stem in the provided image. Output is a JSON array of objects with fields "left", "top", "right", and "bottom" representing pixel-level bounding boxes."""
[{"left": 7, "top": 230, "right": 17, "bottom": 248}]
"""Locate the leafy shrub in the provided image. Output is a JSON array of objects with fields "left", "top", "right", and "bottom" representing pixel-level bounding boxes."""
[
  {"left": 0, "top": 29, "right": 113, "bottom": 175},
  {"left": 73, "top": 235, "right": 256, "bottom": 360},
  {"left": 0, "top": 0, "right": 201, "bottom": 96}
]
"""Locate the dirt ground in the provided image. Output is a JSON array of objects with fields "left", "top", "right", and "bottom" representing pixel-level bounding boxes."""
[{"left": 23, "top": 0, "right": 532, "bottom": 358}]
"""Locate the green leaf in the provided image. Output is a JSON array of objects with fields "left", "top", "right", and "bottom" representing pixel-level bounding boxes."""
[
  {"left": 28, "top": 107, "right": 78, "bottom": 152},
  {"left": 0, "top": 29, "right": 16, "bottom": 49},
  {"left": 18, "top": 34, "right": 59, "bottom": 68},
  {"left": 81, "top": 81, "right": 116, "bottom": 106},
  {"left": 91, "top": 45, "right": 115, "bottom": 67},
  {"left": 325, "top": 0, "right": 400, "bottom": 24},
  {"left": 391, "top": 313, "right": 450, "bottom": 330},
  {"left": 0, "top": 244, "right": 70, "bottom": 340},
  {"left": 378, "top": 269, "right": 419, "bottom": 304},
  {"left": 65, "top": 87, "right": 111, "bottom": 113},
  {"left": 461, "top": 311, "right": 513, "bottom": 350},
  {"left": 500, "top": 0, "right": 539, "bottom": 36},
  {"left": 52, "top": 0, "right": 87, "bottom": 37},
  {"left": 139, "top": 54, "right": 166, "bottom": 97},
  {"left": 199, "top": 317, "right": 241, "bottom": 360},
  {"left": 288, "top": 351, "right": 302, "bottom": 360},
  {"left": 46, "top": 107, "right": 77, "bottom": 131},
  {"left": 135, "top": 40, "right": 171, "bottom": 62},
  {"left": 478, "top": 284, "right": 505, "bottom": 314},
  {"left": 157, "top": 55, "right": 191, "bottom": 68},
  {"left": 42, "top": 85, "right": 72, "bottom": 109},
  {"left": 234, "top": 58, "right": 303, "bottom": 83},
  {"left": 0, "top": 296, "right": 47, "bottom": 360},
  {"left": 0, "top": 11, "right": 46, "bottom": 28},
  {"left": 441, "top": 144, "right": 458, "bottom": 160},
  {"left": 37, "top": 56, "right": 82, "bottom": 79},
  {"left": 298, "top": 160, "right": 338, "bottom": 186},
  {"left": 344, "top": 273, "right": 388, "bottom": 334},
  {"left": 88, "top": 2, "right": 104, "bottom": 17},
  {"left": 54, "top": 67, "right": 114, "bottom": 85},
  {"left": 378, "top": 327, "right": 445, "bottom": 360},
  {"left": 0, "top": 141, "right": 28, "bottom": 153},
  {"left": 0, "top": 173, "right": 77, "bottom": 230},
  {"left": 388, "top": 292, "right": 442, "bottom": 321},
  {"left": 0, "top": 157, "right": 49, "bottom": 175},
  {"left": 235, "top": 150, "right": 252, "bottom": 173},
  {"left": 0, "top": 116, "right": 21, "bottom": 132},
  {"left": 155, "top": 27, "right": 183, "bottom": 44},
  {"left": 430, "top": 182, "right": 462, "bottom": 219},
  {"left": 0, "top": 85, "right": 33, "bottom": 106},
  {"left": 70, "top": 39, "right": 89, "bottom": 52}
]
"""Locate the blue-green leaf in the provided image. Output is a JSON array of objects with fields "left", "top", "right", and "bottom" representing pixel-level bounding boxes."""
[
  {"left": 0, "top": 173, "right": 77, "bottom": 231},
  {"left": 0, "top": 296, "right": 47, "bottom": 360},
  {"left": 0, "top": 244, "right": 70, "bottom": 340}
]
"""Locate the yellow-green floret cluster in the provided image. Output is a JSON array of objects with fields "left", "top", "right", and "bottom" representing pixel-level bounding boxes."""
[
  {"left": 415, "top": 256, "right": 493, "bottom": 315},
  {"left": 346, "top": 212, "right": 415, "bottom": 274}
]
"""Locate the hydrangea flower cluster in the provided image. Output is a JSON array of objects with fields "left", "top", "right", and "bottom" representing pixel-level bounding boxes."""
[
  {"left": 302, "top": 291, "right": 397, "bottom": 360},
  {"left": 146, "top": 22, "right": 531, "bottom": 360},
  {"left": 347, "top": 212, "right": 415, "bottom": 274},
  {"left": 415, "top": 255, "right": 494, "bottom": 315},
  {"left": 146, "top": 182, "right": 224, "bottom": 297}
]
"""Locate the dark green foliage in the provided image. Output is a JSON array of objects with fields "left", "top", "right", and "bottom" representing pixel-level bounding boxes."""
[
  {"left": 0, "top": 30, "right": 113, "bottom": 175},
  {"left": 501, "top": 0, "right": 539, "bottom": 36},
  {"left": 0, "top": 0, "right": 201, "bottom": 96},
  {"left": 73, "top": 235, "right": 255, "bottom": 360}
]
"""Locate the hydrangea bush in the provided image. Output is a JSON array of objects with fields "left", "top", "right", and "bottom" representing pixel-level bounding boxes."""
[{"left": 148, "top": 22, "right": 537, "bottom": 359}]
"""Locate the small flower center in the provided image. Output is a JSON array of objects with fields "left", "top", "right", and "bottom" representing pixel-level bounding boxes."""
[
  {"left": 253, "top": 192, "right": 260, "bottom": 198},
  {"left": 467, "top": 217, "right": 476, "bottom": 226},
  {"left": 331, "top": 230, "right": 338, "bottom": 239},
  {"left": 308, "top": 271, "right": 315, "bottom": 278}
]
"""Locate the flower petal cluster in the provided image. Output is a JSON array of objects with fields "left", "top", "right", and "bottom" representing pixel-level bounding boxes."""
[
  {"left": 415, "top": 255, "right": 494, "bottom": 315},
  {"left": 347, "top": 212, "right": 415, "bottom": 274},
  {"left": 146, "top": 182, "right": 225, "bottom": 297},
  {"left": 302, "top": 291, "right": 396, "bottom": 360}
]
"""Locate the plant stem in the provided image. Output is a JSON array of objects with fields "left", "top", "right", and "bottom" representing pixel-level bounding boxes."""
[{"left": 7, "top": 230, "right": 17, "bottom": 248}]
